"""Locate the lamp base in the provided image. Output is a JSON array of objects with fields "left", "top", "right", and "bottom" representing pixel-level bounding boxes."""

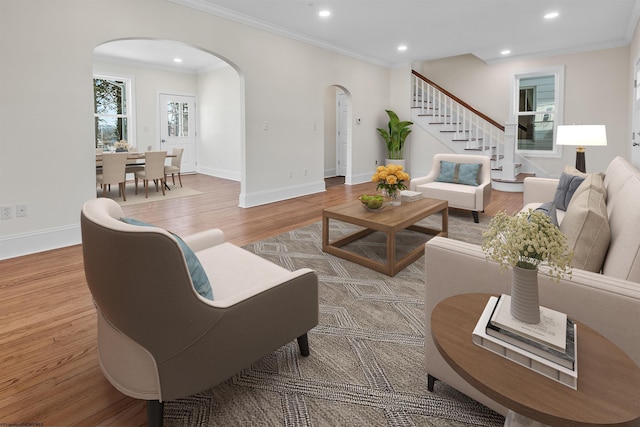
[{"left": 575, "top": 148, "right": 586, "bottom": 173}]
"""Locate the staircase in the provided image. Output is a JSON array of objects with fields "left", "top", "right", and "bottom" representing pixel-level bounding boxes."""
[{"left": 411, "top": 70, "right": 537, "bottom": 192}]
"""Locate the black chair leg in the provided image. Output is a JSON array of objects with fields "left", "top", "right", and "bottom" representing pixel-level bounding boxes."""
[
  {"left": 472, "top": 211, "right": 479, "bottom": 223},
  {"left": 297, "top": 333, "right": 310, "bottom": 357},
  {"left": 147, "top": 400, "right": 164, "bottom": 427},
  {"left": 427, "top": 374, "right": 438, "bottom": 392}
]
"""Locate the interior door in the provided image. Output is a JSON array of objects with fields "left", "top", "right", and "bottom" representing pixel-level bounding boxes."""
[
  {"left": 336, "top": 92, "right": 348, "bottom": 176},
  {"left": 160, "top": 93, "right": 196, "bottom": 173},
  {"left": 633, "top": 58, "right": 640, "bottom": 168}
]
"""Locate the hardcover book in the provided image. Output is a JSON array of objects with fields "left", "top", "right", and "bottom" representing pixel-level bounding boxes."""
[
  {"left": 472, "top": 296, "right": 578, "bottom": 389},
  {"left": 489, "top": 294, "right": 567, "bottom": 352}
]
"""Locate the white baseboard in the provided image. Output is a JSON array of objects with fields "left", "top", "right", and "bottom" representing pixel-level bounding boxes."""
[
  {"left": 197, "top": 166, "right": 241, "bottom": 182},
  {"left": 0, "top": 224, "right": 81, "bottom": 260},
  {"left": 239, "top": 180, "right": 326, "bottom": 208}
]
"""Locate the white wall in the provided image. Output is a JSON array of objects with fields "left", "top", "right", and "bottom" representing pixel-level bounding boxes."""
[
  {"left": 197, "top": 65, "right": 242, "bottom": 181},
  {"left": 0, "top": 0, "right": 390, "bottom": 259},
  {"left": 323, "top": 86, "right": 338, "bottom": 178},
  {"left": 413, "top": 47, "right": 631, "bottom": 177}
]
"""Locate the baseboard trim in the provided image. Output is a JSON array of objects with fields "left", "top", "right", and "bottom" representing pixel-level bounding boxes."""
[
  {"left": 0, "top": 224, "right": 81, "bottom": 260},
  {"left": 239, "top": 181, "right": 326, "bottom": 208}
]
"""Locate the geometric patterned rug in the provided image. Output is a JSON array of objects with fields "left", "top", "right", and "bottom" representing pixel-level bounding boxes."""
[{"left": 164, "top": 211, "right": 505, "bottom": 426}]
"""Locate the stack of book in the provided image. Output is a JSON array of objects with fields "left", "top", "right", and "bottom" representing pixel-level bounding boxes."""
[
  {"left": 472, "top": 295, "right": 578, "bottom": 389},
  {"left": 400, "top": 190, "right": 423, "bottom": 202}
]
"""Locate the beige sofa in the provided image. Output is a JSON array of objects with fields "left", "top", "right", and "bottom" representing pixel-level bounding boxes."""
[{"left": 424, "top": 156, "right": 640, "bottom": 415}]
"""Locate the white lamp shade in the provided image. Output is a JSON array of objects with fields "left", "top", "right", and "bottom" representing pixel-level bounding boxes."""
[{"left": 556, "top": 125, "right": 607, "bottom": 147}]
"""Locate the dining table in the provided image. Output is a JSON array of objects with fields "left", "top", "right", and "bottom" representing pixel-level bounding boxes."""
[{"left": 96, "top": 151, "right": 177, "bottom": 190}]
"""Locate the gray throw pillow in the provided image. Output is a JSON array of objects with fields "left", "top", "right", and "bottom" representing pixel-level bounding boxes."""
[
  {"left": 533, "top": 201, "right": 558, "bottom": 227},
  {"left": 553, "top": 172, "right": 585, "bottom": 211}
]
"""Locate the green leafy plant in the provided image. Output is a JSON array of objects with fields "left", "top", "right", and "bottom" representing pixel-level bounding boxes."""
[
  {"left": 481, "top": 210, "right": 573, "bottom": 280},
  {"left": 376, "top": 110, "right": 413, "bottom": 160}
]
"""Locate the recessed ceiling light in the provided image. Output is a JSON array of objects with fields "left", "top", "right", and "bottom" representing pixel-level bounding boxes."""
[
  {"left": 544, "top": 12, "right": 559, "bottom": 19},
  {"left": 501, "top": 50, "right": 511, "bottom": 55},
  {"left": 319, "top": 10, "right": 330, "bottom": 17},
  {"left": 174, "top": 58, "right": 183, "bottom": 63},
  {"left": 398, "top": 45, "right": 408, "bottom": 52}
]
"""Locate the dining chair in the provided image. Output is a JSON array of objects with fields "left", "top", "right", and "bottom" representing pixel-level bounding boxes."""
[
  {"left": 96, "top": 152, "right": 129, "bottom": 201},
  {"left": 135, "top": 151, "right": 167, "bottom": 198},
  {"left": 164, "top": 147, "right": 184, "bottom": 187}
]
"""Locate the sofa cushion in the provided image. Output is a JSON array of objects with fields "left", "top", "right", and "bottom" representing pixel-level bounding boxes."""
[
  {"left": 120, "top": 217, "right": 213, "bottom": 300},
  {"left": 415, "top": 182, "right": 478, "bottom": 210},
  {"left": 553, "top": 172, "right": 585, "bottom": 211},
  {"left": 559, "top": 188, "right": 610, "bottom": 273},
  {"left": 601, "top": 161, "right": 640, "bottom": 282},
  {"left": 436, "top": 161, "right": 481, "bottom": 186}
]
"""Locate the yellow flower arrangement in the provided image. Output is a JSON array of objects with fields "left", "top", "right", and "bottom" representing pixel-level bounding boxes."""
[
  {"left": 371, "top": 164, "right": 410, "bottom": 198},
  {"left": 481, "top": 209, "right": 573, "bottom": 280}
]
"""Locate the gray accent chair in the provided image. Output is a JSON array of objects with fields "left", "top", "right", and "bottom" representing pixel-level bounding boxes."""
[{"left": 80, "top": 198, "right": 318, "bottom": 426}]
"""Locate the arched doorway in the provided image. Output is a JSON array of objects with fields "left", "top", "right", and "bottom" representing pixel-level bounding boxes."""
[
  {"left": 323, "top": 85, "right": 352, "bottom": 186},
  {"left": 92, "top": 39, "right": 243, "bottom": 183}
]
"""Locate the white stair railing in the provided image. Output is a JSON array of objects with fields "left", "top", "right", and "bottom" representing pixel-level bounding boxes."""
[{"left": 412, "top": 71, "right": 519, "bottom": 181}]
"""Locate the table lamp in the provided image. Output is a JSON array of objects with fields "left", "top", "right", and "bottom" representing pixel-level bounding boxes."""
[{"left": 556, "top": 125, "right": 607, "bottom": 173}]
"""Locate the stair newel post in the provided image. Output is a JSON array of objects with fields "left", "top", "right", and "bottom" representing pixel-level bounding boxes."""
[{"left": 502, "top": 122, "right": 517, "bottom": 181}]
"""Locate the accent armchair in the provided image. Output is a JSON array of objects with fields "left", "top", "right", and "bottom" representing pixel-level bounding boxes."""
[
  {"left": 80, "top": 198, "right": 319, "bottom": 426},
  {"left": 409, "top": 153, "right": 492, "bottom": 223}
]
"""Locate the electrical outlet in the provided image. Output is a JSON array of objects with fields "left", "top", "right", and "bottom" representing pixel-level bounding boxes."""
[
  {"left": 1, "top": 206, "right": 12, "bottom": 220},
  {"left": 16, "top": 204, "right": 27, "bottom": 217}
]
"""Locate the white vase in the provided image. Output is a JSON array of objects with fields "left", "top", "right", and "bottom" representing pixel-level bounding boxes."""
[{"left": 510, "top": 266, "right": 541, "bottom": 324}]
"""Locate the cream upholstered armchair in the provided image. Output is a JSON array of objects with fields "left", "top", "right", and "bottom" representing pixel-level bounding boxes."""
[
  {"left": 80, "top": 198, "right": 318, "bottom": 426},
  {"left": 409, "top": 153, "right": 492, "bottom": 223}
]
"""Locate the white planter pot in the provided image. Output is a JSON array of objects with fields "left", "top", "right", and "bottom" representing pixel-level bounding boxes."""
[{"left": 385, "top": 159, "right": 406, "bottom": 170}]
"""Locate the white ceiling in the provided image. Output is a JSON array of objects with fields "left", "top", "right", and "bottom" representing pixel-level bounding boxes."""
[{"left": 94, "top": 0, "right": 640, "bottom": 72}]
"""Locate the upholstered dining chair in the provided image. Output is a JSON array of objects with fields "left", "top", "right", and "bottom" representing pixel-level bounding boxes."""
[
  {"left": 164, "top": 147, "right": 184, "bottom": 187},
  {"left": 96, "top": 152, "right": 129, "bottom": 201},
  {"left": 80, "top": 198, "right": 319, "bottom": 427},
  {"left": 135, "top": 151, "right": 167, "bottom": 198}
]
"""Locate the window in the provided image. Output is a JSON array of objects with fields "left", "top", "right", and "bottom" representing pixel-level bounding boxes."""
[
  {"left": 512, "top": 67, "right": 564, "bottom": 156},
  {"left": 93, "top": 75, "right": 134, "bottom": 150}
]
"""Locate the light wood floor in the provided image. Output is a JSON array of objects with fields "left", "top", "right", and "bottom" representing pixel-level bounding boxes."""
[{"left": 0, "top": 174, "right": 522, "bottom": 426}]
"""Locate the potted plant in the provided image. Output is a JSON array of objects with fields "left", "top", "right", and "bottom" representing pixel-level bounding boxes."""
[
  {"left": 481, "top": 210, "right": 573, "bottom": 323},
  {"left": 376, "top": 110, "right": 413, "bottom": 165}
]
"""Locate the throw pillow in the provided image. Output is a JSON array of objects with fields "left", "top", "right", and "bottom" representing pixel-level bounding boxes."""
[
  {"left": 120, "top": 217, "right": 213, "bottom": 300},
  {"left": 553, "top": 172, "right": 585, "bottom": 211},
  {"left": 436, "top": 161, "right": 481, "bottom": 186},
  {"left": 559, "top": 188, "right": 610, "bottom": 273},
  {"left": 571, "top": 172, "right": 607, "bottom": 202},
  {"left": 533, "top": 201, "right": 558, "bottom": 227}
]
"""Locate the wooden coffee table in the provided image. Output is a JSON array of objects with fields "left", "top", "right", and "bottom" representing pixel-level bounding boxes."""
[
  {"left": 322, "top": 197, "right": 448, "bottom": 276},
  {"left": 431, "top": 293, "right": 640, "bottom": 426}
]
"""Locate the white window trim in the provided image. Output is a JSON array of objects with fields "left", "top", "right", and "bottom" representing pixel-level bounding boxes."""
[
  {"left": 510, "top": 66, "right": 564, "bottom": 158},
  {"left": 93, "top": 73, "right": 136, "bottom": 149}
]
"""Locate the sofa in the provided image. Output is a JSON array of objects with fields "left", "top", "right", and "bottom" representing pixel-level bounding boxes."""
[
  {"left": 424, "top": 156, "right": 640, "bottom": 416},
  {"left": 409, "top": 153, "right": 492, "bottom": 223}
]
